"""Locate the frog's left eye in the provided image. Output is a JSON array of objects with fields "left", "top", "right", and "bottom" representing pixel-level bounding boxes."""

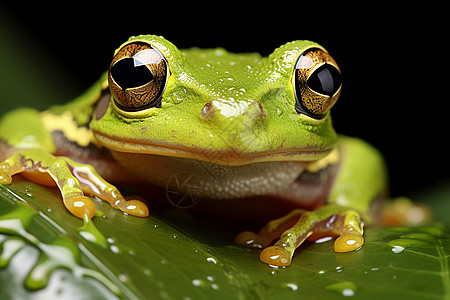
[
  {"left": 108, "top": 42, "right": 169, "bottom": 112},
  {"left": 293, "top": 48, "right": 342, "bottom": 119}
]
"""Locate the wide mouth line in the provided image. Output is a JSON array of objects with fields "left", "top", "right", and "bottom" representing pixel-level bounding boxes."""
[{"left": 93, "top": 130, "right": 332, "bottom": 165}]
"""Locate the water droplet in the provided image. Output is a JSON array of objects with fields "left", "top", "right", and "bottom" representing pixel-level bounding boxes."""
[
  {"left": 192, "top": 279, "right": 204, "bottom": 287},
  {"left": 0, "top": 238, "right": 26, "bottom": 266},
  {"left": 77, "top": 215, "right": 108, "bottom": 247},
  {"left": 282, "top": 282, "right": 299, "bottom": 291},
  {"left": 79, "top": 231, "right": 96, "bottom": 243},
  {"left": 0, "top": 205, "right": 120, "bottom": 295},
  {"left": 110, "top": 245, "right": 120, "bottom": 254},
  {"left": 326, "top": 281, "right": 357, "bottom": 297},
  {"left": 342, "top": 289, "right": 355, "bottom": 296},
  {"left": 269, "top": 264, "right": 279, "bottom": 269},
  {"left": 392, "top": 245, "right": 405, "bottom": 253},
  {"left": 206, "top": 257, "right": 217, "bottom": 264},
  {"left": 143, "top": 269, "right": 152, "bottom": 276},
  {"left": 118, "top": 273, "right": 129, "bottom": 283}
]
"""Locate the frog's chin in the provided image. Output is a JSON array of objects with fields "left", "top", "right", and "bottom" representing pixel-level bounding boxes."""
[{"left": 93, "top": 131, "right": 332, "bottom": 166}]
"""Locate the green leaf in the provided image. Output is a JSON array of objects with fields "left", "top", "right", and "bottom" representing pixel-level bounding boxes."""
[{"left": 0, "top": 176, "right": 449, "bottom": 299}]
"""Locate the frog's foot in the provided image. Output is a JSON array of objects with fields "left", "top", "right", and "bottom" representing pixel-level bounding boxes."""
[
  {"left": 0, "top": 150, "right": 96, "bottom": 219},
  {"left": 236, "top": 205, "right": 364, "bottom": 267},
  {"left": 58, "top": 157, "right": 149, "bottom": 217},
  {"left": 382, "top": 197, "right": 432, "bottom": 226},
  {"left": 235, "top": 209, "right": 306, "bottom": 248},
  {"left": 0, "top": 150, "right": 148, "bottom": 219}
]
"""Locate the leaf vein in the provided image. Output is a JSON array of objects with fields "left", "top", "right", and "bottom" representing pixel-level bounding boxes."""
[{"left": 436, "top": 243, "right": 450, "bottom": 299}]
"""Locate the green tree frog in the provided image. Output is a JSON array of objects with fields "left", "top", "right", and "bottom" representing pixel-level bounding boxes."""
[{"left": 0, "top": 35, "right": 387, "bottom": 267}]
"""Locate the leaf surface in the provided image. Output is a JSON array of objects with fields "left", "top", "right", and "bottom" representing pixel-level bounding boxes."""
[{"left": 0, "top": 177, "right": 449, "bottom": 299}]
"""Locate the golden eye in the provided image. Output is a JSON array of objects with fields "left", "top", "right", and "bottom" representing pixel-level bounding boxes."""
[
  {"left": 294, "top": 48, "right": 342, "bottom": 119},
  {"left": 108, "top": 42, "right": 168, "bottom": 112}
]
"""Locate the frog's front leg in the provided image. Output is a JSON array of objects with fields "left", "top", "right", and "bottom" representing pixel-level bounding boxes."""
[
  {"left": 236, "top": 137, "right": 386, "bottom": 267},
  {"left": 236, "top": 205, "right": 364, "bottom": 266},
  {"left": 0, "top": 149, "right": 148, "bottom": 219}
]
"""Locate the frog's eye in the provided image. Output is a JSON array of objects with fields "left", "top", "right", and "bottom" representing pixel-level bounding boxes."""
[
  {"left": 108, "top": 42, "right": 169, "bottom": 112},
  {"left": 293, "top": 48, "right": 342, "bottom": 119}
]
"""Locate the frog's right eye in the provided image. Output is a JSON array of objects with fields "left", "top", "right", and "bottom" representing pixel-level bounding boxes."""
[
  {"left": 293, "top": 48, "right": 342, "bottom": 119},
  {"left": 108, "top": 42, "right": 169, "bottom": 112}
]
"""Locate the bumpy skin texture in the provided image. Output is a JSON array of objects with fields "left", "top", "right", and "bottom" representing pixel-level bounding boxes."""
[
  {"left": 0, "top": 35, "right": 387, "bottom": 266},
  {"left": 91, "top": 36, "right": 338, "bottom": 164}
]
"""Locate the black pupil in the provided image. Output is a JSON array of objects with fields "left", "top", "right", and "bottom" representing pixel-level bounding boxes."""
[
  {"left": 307, "top": 64, "right": 341, "bottom": 96},
  {"left": 111, "top": 58, "right": 154, "bottom": 89}
]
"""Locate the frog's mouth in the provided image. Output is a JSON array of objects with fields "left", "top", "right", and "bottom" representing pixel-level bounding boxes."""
[{"left": 93, "top": 130, "right": 332, "bottom": 166}]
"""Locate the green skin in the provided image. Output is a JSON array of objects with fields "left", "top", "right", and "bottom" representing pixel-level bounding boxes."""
[{"left": 0, "top": 35, "right": 387, "bottom": 266}]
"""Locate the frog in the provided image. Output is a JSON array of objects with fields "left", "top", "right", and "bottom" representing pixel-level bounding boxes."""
[{"left": 0, "top": 34, "right": 388, "bottom": 267}]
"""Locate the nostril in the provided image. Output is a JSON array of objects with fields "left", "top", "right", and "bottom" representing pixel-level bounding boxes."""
[
  {"left": 245, "top": 101, "right": 266, "bottom": 121},
  {"left": 200, "top": 101, "right": 216, "bottom": 119},
  {"left": 256, "top": 101, "right": 266, "bottom": 120}
]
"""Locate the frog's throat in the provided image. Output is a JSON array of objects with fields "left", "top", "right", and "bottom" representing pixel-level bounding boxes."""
[{"left": 93, "top": 131, "right": 332, "bottom": 166}]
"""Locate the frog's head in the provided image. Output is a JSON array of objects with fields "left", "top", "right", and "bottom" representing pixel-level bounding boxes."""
[{"left": 91, "top": 35, "right": 341, "bottom": 166}]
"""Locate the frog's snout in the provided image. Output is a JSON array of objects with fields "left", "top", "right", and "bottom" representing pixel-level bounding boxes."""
[{"left": 200, "top": 100, "right": 266, "bottom": 124}]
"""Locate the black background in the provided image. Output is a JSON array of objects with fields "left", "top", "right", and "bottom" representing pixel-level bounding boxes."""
[{"left": 0, "top": 3, "right": 447, "bottom": 198}]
